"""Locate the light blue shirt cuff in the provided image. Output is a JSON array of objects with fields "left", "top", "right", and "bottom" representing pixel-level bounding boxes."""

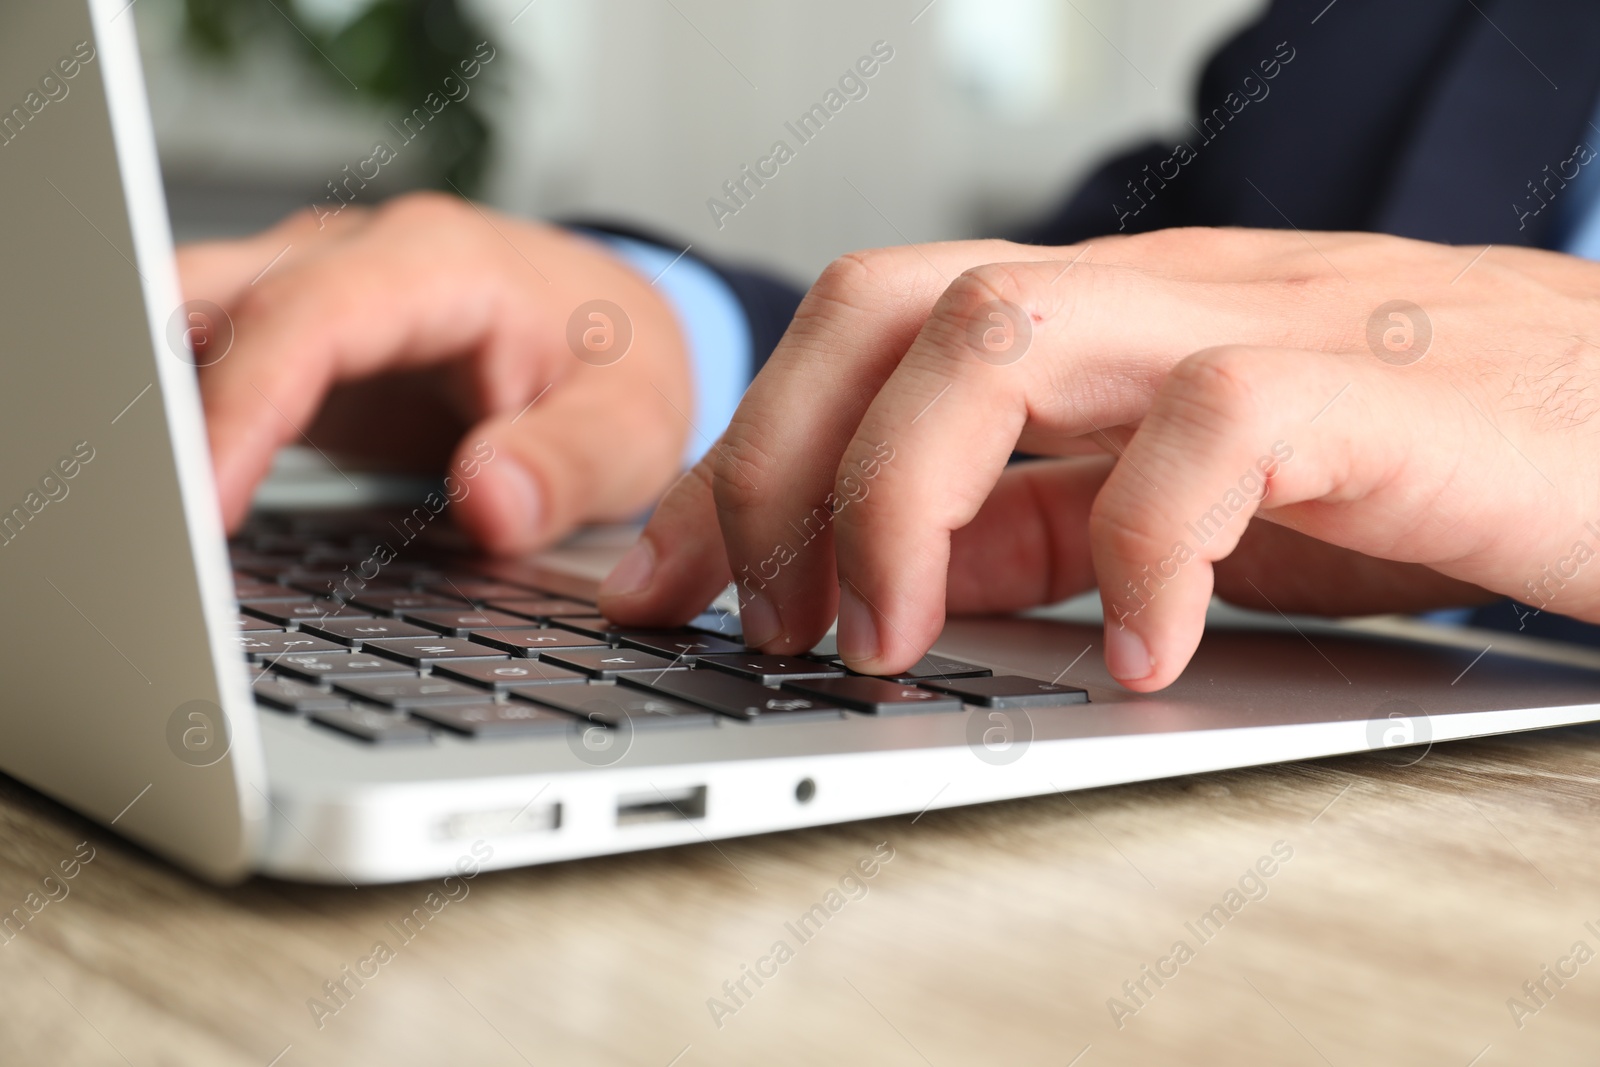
[{"left": 581, "top": 232, "right": 752, "bottom": 468}]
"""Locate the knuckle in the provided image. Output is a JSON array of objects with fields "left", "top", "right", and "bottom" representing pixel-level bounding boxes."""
[
  {"left": 681, "top": 453, "right": 719, "bottom": 497},
  {"left": 812, "top": 250, "right": 877, "bottom": 296},
  {"left": 1163, "top": 346, "right": 1268, "bottom": 426},
  {"left": 708, "top": 428, "right": 776, "bottom": 518},
  {"left": 374, "top": 190, "right": 464, "bottom": 229},
  {"left": 800, "top": 249, "right": 895, "bottom": 318},
  {"left": 782, "top": 248, "right": 911, "bottom": 358},
  {"left": 924, "top": 263, "right": 1045, "bottom": 371},
  {"left": 291, "top": 200, "right": 368, "bottom": 232},
  {"left": 942, "top": 263, "right": 1029, "bottom": 314},
  {"left": 1124, "top": 226, "right": 1229, "bottom": 257},
  {"left": 1088, "top": 497, "right": 1172, "bottom": 567},
  {"left": 231, "top": 272, "right": 300, "bottom": 325}
]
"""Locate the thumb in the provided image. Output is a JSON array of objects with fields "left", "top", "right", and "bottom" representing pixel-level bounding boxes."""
[{"left": 450, "top": 373, "right": 687, "bottom": 555}]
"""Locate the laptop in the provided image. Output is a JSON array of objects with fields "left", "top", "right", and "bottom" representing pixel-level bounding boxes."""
[{"left": 6, "top": 0, "right": 1600, "bottom": 885}]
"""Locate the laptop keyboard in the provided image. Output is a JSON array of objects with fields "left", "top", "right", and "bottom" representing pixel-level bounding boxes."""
[{"left": 230, "top": 515, "right": 1089, "bottom": 746}]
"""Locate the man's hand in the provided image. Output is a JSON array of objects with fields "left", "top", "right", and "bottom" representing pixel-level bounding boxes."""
[
  {"left": 600, "top": 227, "right": 1600, "bottom": 691},
  {"left": 180, "top": 192, "right": 692, "bottom": 554}
]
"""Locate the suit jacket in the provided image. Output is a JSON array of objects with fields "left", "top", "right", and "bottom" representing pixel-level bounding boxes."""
[{"left": 1030, "top": 0, "right": 1600, "bottom": 248}]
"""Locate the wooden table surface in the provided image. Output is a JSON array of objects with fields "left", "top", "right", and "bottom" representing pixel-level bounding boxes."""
[{"left": 6, "top": 695, "right": 1600, "bottom": 1066}]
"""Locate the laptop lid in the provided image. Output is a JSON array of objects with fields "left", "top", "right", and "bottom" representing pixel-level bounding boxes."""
[{"left": 0, "top": 0, "right": 265, "bottom": 880}]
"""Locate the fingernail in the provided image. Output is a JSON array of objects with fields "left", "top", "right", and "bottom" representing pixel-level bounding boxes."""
[
  {"left": 740, "top": 591, "right": 783, "bottom": 648},
  {"left": 836, "top": 584, "right": 879, "bottom": 663},
  {"left": 601, "top": 538, "right": 656, "bottom": 598},
  {"left": 1104, "top": 624, "right": 1153, "bottom": 683}
]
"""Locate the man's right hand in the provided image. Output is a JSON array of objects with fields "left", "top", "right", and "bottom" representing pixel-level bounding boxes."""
[{"left": 600, "top": 228, "right": 1600, "bottom": 691}]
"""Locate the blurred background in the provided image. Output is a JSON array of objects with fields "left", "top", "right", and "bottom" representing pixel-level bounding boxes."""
[{"left": 146, "top": 0, "right": 1266, "bottom": 283}]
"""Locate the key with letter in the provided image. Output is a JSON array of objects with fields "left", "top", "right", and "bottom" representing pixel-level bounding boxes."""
[{"left": 618, "top": 671, "right": 843, "bottom": 723}]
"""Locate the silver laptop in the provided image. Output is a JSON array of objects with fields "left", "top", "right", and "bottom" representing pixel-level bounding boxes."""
[{"left": 6, "top": 0, "right": 1600, "bottom": 885}]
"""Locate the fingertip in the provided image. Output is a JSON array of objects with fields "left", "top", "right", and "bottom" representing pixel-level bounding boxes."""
[
  {"left": 217, "top": 485, "right": 250, "bottom": 534},
  {"left": 1103, "top": 622, "right": 1157, "bottom": 688},
  {"left": 600, "top": 536, "right": 699, "bottom": 626},
  {"left": 602, "top": 462, "right": 735, "bottom": 626},
  {"left": 835, "top": 583, "right": 878, "bottom": 665},
  {"left": 732, "top": 590, "right": 779, "bottom": 649},
  {"left": 599, "top": 537, "right": 657, "bottom": 600},
  {"left": 834, "top": 581, "right": 940, "bottom": 677},
  {"left": 206, "top": 424, "right": 264, "bottom": 534},
  {"left": 455, "top": 448, "right": 545, "bottom": 556}
]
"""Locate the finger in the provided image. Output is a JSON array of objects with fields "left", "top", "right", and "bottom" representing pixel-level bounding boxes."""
[
  {"left": 597, "top": 457, "right": 733, "bottom": 625},
  {"left": 940, "top": 454, "right": 1491, "bottom": 620},
  {"left": 695, "top": 241, "right": 1067, "bottom": 651},
  {"left": 1211, "top": 522, "right": 1496, "bottom": 617},
  {"left": 1088, "top": 345, "right": 1403, "bottom": 691},
  {"left": 452, "top": 360, "right": 689, "bottom": 555},
  {"left": 829, "top": 261, "right": 1280, "bottom": 674},
  {"left": 944, "top": 457, "right": 1111, "bottom": 615},
  {"left": 943, "top": 456, "right": 1493, "bottom": 619}
]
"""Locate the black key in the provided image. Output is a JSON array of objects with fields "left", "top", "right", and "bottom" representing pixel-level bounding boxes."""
[
  {"left": 525, "top": 687, "right": 717, "bottom": 729},
  {"left": 918, "top": 675, "right": 1089, "bottom": 708},
  {"left": 363, "top": 561, "right": 445, "bottom": 582},
  {"left": 229, "top": 553, "right": 306, "bottom": 579},
  {"left": 432, "top": 659, "right": 586, "bottom": 691},
  {"left": 466, "top": 627, "right": 609, "bottom": 657},
  {"left": 361, "top": 637, "right": 509, "bottom": 666},
  {"left": 403, "top": 609, "right": 543, "bottom": 637},
  {"left": 423, "top": 580, "right": 540, "bottom": 602},
  {"left": 540, "top": 648, "right": 689, "bottom": 680},
  {"left": 238, "top": 615, "right": 283, "bottom": 633},
  {"left": 409, "top": 702, "right": 575, "bottom": 738},
  {"left": 348, "top": 591, "right": 467, "bottom": 616},
  {"left": 237, "top": 633, "right": 349, "bottom": 662},
  {"left": 300, "top": 618, "right": 437, "bottom": 647},
  {"left": 240, "top": 598, "right": 368, "bottom": 628},
  {"left": 233, "top": 577, "right": 301, "bottom": 601},
  {"left": 271, "top": 653, "right": 417, "bottom": 683},
  {"left": 698, "top": 654, "right": 846, "bottom": 685},
  {"left": 547, "top": 615, "right": 631, "bottom": 642},
  {"left": 489, "top": 598, "right": 600, "bottom": 621},
  {"left": 310, "top": 705, "right": 434, "bottom": 744},
  {"left": 846, "top": 657, "right": 993, "bottom": 682},
  {"left": 252, "top": 675, "right": 352, "bottom": 714},
  {"left": 287, "top": 576, "right": 411, "bottom": 598},
  {"left": 239, "top": 533, "right": 310, "bottom": 554},
  {"left": 618, "top": 671, "right": 844, "bottom": 723},
  {"left": 689, "top": 611, "right": 742, "bottom": 639},
  {"left": 332, "top": 675, "right": 489, "bottom": 707},
  {"left": 617, "top": 633, "right": 747, "bottom": 659},
  {"left": 299, "top": 547, "right": 371, "bottom": 566},
  {"left": 554, "top": 620, "right": 719, "bottom": 652},
  {"left": 781, "top": 676, "right": 963, "bottom": 715}
]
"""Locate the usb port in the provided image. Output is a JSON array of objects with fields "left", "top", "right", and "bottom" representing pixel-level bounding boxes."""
[{"left": 616, "top": 784, "right": 707, "bottom": 826}]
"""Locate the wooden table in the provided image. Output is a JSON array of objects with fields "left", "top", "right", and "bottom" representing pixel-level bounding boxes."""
[{"left": 5, "top": 673, "right": 1600, "bottom": 1064}]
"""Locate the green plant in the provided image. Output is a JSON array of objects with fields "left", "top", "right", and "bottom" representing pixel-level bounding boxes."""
[{"left": 179, "top": 0, "right": 495, "bottom": 191}]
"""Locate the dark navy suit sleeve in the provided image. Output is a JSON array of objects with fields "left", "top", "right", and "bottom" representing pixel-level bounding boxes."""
[
  {"left": 577, "top": 0, "right": 1600, "bottom": 381},
  {"left": 1017, "top": 0, "right": 1479, "bottom": 245}
]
